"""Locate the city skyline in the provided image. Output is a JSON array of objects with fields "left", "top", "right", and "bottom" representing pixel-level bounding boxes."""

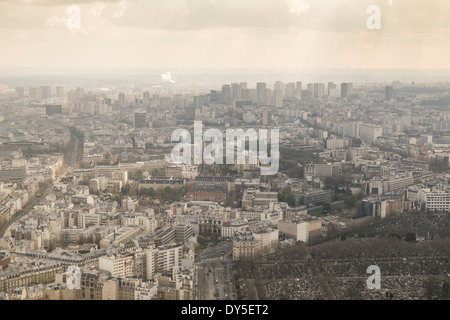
[{"left": 0, "top": 0, "right": 449, "bottom": 304}]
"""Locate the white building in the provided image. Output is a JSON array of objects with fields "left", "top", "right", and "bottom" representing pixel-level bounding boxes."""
[
  {"left": 418, "top": 189, "right": 450, "bottom": 211},
  {"left": 221, "top": 219, "right": 248, "bottom": 239},
  {"left": 278, "top": 217, "right": 322, "bottom": 243},
  {"left": 360, "top": 124, "right": 383, "bottom": 144},
  {"left": 99, "top": 253, "right": 136, "bottom": 278},
  {"left": 146, "top": 245, "right": 183, "bottom": 280},
  {"left": 134, "top": 282, "right": 158, "bottom": 300},
  {"left": 326, "top": 136, "right": 345, "bottom": 150},
  {"left": 252, "top": 227, "right": 279, "bottom": 249}
]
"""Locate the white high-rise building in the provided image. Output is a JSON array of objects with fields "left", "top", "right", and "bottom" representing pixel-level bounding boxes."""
[
  {"left": 360, "top": 124, "right": 383, "bottom": 144},
  {"left": 273, "top": 89, "right": 283, "bottom": 108},
  {"left": 285, "top": 83, "right": 296, "bottom": 97},
  {"left": 257, "top": 82, "right": 267, "bottom": 104}
]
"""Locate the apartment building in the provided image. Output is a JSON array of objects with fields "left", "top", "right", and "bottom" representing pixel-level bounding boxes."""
[
  {"left": 418, "top": 189, "right": 450, "bottom": 212},
  {"left": 278, "top": 216, "right": 322, "bottom": 243},
  {"left": 99, "top": 253, "right": 135, "bottom": 278},
  {"left": 360, "top": 124, "right": 383, "bottom": 144},
  {"left": 221, "top": 219, "right": 248, "bottom": 239}
]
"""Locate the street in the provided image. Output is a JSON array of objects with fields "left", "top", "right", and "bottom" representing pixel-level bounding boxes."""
[{"left": 195, "top": 240, "right": 237, "bottom": 300}]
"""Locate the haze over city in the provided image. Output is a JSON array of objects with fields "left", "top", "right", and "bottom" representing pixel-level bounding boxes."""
[
  {"left": 0, "top": 0, "right": 448, "bottom": 305},
  {"left": 0, "top": 0, "right": 449, "bottom": 71}
]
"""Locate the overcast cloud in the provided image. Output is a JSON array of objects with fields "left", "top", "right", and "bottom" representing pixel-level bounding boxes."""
[{"left": 0, "top": 0, "right": 449, "bottom": 70}]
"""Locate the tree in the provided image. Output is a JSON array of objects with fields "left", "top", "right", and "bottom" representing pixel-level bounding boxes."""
[
  {"left": 278, "top": 186, "right": 295, "bottom": 207},
  {"left": 405, "top": 233, "right": 416, "bottom": 242},
  {"left": 164, "top": 186, "right": 172, "bottom": 194},
  {"left": 135, "top": 170, "right": 142, "bottom": 179},
  {"left": 113, "top": 193, "right": 122, "bottom": 205},
  {"left": 287, "top": 166, "right": 304, "bottom": 179},
  {"left": 441, "top": 280, "right": 450, "bottom": 300},
  {"left": 121, "top": 184, "right": 131, "bottom": 195},
  {"left": 423, "top": 275, "right": 441, "bottom": 300},
  {"left": 324, "top": 177, "right": 333, "bottom": 190}
]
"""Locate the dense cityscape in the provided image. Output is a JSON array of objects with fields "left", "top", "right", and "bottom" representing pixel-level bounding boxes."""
[
  {"left": 0, "top": 78, "right": 448, "bottom": 300},
  {"left": 0, "top": 0, "right": 449, "bottom": 304}
]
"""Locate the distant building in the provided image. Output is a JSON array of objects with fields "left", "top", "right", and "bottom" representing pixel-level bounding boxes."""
[
  {"left": 313, "top": 83, "right": 325, "bottom": 98},
  {"left": 134, "top": 111, "right": 147, "bottom": 128},
  {"left": 221, "top": 84, "right": 232, "bottom": 105},
  {"left": 418, "top": 189, "right": 450, "bottom": 212},
  {"left": 40, "top": 86, "right": 51, "bottom": 100},
  {"left": 232, "top": 227, "right": 278, "bottom": 260},
  {"left": 232, "top": 233, "right": 258, "bottom": 260},
  {"left": 357, "top": 198, "right": 387, "bottom": 218},
  {"left": 99, "top": 253, "right": 136, "bottom": 278},
  {"left": 295, "top": 189, "right": 333, "bottom": 208},
  {"left": 360, "top": 124, "right": 383, "bottom": 144},
  {"left": 221, "top": 220, "right": 248, "bottom": 239},
  {"left": 304, "top": 163, "right": 342, "bottom": 179},
  {"left": 328, "top": 82, "right": 336, "bottom": 96},
  {"left": 174, "top": 224, "right": 193, "bottom": 243},
  {"left": 154, "top": 226, "right": 176, "bottom": 246},
  {"left": 341, "top": 83, "right": 353, "bottom": 99},
  {"left": 15, "top": 87, "right": 24, "bottom": 98},
  {"left": 0, "top": 167, "right": 26, "bottom": 183},
  {"left": 273, "top": 89, "right": 283, "bottom": 108},
  {"left": 278, "top": 216, "right": 322, "bottom": 243},
  {"left": 56, "top": 86, "right": 65, "bottom": 97},
  {"left": 385, "top": 85, "right": 393, "bottom": 100},
  {"left": 256, "top": 83, "right": 267, "bottom": 104},
  {"left": 45, "top": 105, "right": 63, "bottom": 115},
  {"left": 29, "top": 87, "right": 42, "bottom": 101},
  {"left": 198, "top": 218, "right": 222, "bottom": 238}
]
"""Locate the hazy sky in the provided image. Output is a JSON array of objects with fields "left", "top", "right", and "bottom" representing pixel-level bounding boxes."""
[{"left": 0, "top": 0, "right": 449, "bottom": 71}]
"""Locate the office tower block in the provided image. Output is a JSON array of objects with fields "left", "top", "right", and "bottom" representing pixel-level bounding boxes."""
[
  {"left": 273, "top": 89, "right": 283, "bottom": 108},
  {"left": 231, "top": 83, "right": 241, "bottom": 102},
  {"left": 328, "top": 82, "right": 336, "bottom": 96},
  {"left": 248, "top": 89, "right": 257, "bottom": 102},
  {"left": 341, "top": 83, "right": 353, "bottom": 99},
  {"left": 301, "top": 90, "right": 312, "bottom": 101},
  {"left": 29, "top": 87, "right": 42, "bottom": 101},
  {"left": 221, "top": 84, "right": 232, "bottom": 105},
  {"left": 285, "top": 83, "right": 296, "bottom": 97},
  {"left": 40, "top": 86, "right": 51, "bottom": 99},
  {"left": 241, "top": 89, "right": 250, "bottom": 100},
  {"left": 385, "top": 85, "right": 393, "bottom": 100},
  {"left": 56, "top": 86, "right": 65, "bottom": 97},
  {"left": 209, "top": 90, "right": 220, "bottom": 104},
  {"left": 313, "top": 83, "right": 324, "bottom": 98},
  {"left": 76, "top": 87, "right": 85, "bottom": 100},
  {"left": 307, "top": 83, "right": 314, "bottom": 94},
  {"left": 360, "top": 124, "right": 383, "bottom": 143},
  {"left": 119, "top": 93, "right": 126, "bottom": 106},
  {"left": 240, "top": 82, "right": 248, "bottom": 99},
  {"left": 134, "top": 111, "right": 147, "bottom": 128},
  {"left": 257, "top": 82, "right": 267, "bottom": 104},
  {"left": 341, "top": 83, "right": 348, "bottom": 99},
  {"left": 348, "top": 83, "right": 354, "bottom": 96},
  {"left": 296, "top": 82, "right": 302, "bottom": 95},
  {"left": 15, "top": 87, "right": 24, "bottom": 98},
  {"left": 265, "top": 88, "right": 272, "bottom": 106},
  {"left": 274, "top": 81, "right": 285, "bottom": 96}
]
